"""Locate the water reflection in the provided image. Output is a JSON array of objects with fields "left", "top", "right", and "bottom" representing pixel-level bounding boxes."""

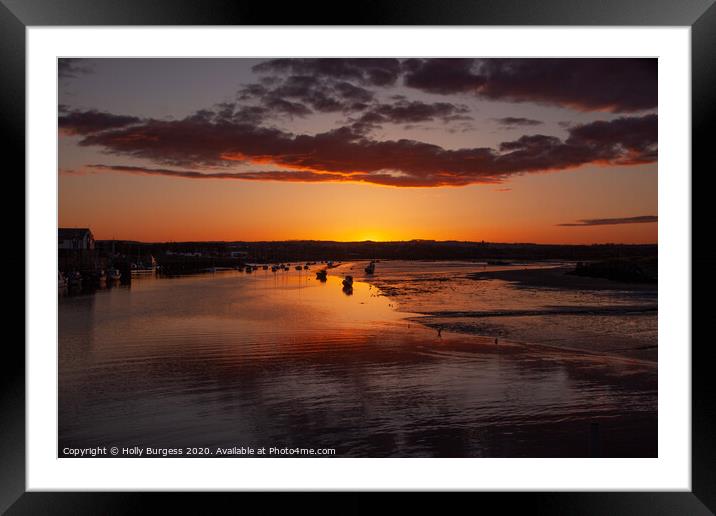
[{"left": 59, "top": 264, "right": 657, "bottom": 457}]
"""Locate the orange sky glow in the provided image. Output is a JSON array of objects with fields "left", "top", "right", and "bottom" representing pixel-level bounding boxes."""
[{"left": 59, "top": 58, "right": 657, "bottom": 244}]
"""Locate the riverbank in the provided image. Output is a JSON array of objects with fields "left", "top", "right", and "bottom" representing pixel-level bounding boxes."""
[{"left": 349, "top": 261, "right": 657, "bottom": 362}]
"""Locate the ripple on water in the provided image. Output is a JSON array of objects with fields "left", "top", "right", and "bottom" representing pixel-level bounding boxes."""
[{"left": 59, "top": 263, "right": 657, "bottom": 457}]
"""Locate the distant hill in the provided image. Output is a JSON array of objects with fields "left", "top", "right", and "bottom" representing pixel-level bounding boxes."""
[{"left": 96, "top": 239, "right": 657, "bottom": 263}]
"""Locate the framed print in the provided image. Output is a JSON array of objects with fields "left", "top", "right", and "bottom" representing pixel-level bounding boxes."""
[{"left": 4, "top": 0, "right": 715, "bottom": 512}]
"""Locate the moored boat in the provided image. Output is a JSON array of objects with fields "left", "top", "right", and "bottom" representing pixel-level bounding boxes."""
[
  {"left": 342, "top": 275, "right": 353, "bottom": 287},
  {"left": 131, "top": 264, "right": 156, "bottom": 274}
]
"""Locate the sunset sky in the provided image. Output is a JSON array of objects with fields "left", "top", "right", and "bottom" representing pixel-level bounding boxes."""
[{"left": 58, "top": 58, "right": 657, "bottom": 243}]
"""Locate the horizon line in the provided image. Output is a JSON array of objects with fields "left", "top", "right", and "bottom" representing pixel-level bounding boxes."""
[{"left": 89, "top": 237, "right": 658, "bottom": 246}]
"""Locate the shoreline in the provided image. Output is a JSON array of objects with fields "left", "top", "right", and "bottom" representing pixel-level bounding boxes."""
[
  {"left": 351, "top": 261, "right": 657, "bottom": 362},
  {"left": 467, "top": 265, "right": 658, "bottom": 292}
]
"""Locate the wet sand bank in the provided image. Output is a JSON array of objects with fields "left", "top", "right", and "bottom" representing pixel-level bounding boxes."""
[
  {"left": 356, "top": 261, "right": 657, "bottom": 362},
  {"left": 467, "top": 265, "right": 658, "bottom": 292}
]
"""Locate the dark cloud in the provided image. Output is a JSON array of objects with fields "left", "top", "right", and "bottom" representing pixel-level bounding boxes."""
[
  {"left": 237, "top": 83, "right": 268, "bottom": 100},
  {"left": 79, "top": 163, "right": 477, "bottom": 188},
  {"left": 499, "top": 134, "right": 560, "bottom": 151},
  {"left": 58, "top": 58, "right": 95, "bottom": 79},
  {"left": 493, "top": 117, "right": 544, "bottom": 127},
  {"left": 402, "top": 59, "right": 483, "bottom": 94},
  {"left": 59, "top": 109, "right": 142, "bottom": 135},
  {"left": 77, "top": 164, "right": 348, "bottom": 183},
  {"left": 237, "top": 60, "right": 408, "bottom": 120},
  {"left": 403, "top": 58, "right": 657, "bottom": 112},
  {"left": 566, "top": 114, "right": 657, "bottom": 164},
  {"left": 498, "top": 114, "right": 657, "bottom": 168},
  {"left": 237, "top": 74, "right": 375, "bottom": 117},
  {"left": 356, "top": 100, "right": 471, "bottom": 126},
  {"left": 182, "top": 100, "right": 311, "bottom": 126},
  {"left": 253, "top": 58, "right": 402, "bottom": 87},
  {"left": 557, "top": 215, "right": 658, "bottom": 226},
  {"left": 246, "top": 58, "right": 656, "bottom": 115},
  {"left": 349, "top": 100, "right": 472, "bottom": 134},
  {"left": 235, "top": 57, "right": 657, "bottom": 132},
  {"left": 263, "top": 98, "right": 312, "bottom": 117},
  {"left": 68, "top": 109, "right": 657, "bottom": 187},
  {"left": 334, "top": 81, "right": 374, "bottom": 103}
]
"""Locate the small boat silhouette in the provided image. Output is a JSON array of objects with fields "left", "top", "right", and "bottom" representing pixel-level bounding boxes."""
[{"left": 342, "top": 275, "right": 354, "bottom": 288}]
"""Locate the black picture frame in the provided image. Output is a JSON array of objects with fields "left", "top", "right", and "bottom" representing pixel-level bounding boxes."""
[{"left": 4, "top": 0, "right": 714, "bottom": 512}]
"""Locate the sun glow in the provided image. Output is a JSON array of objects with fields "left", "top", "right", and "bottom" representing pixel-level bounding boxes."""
[{"left": 345, "top": 231, "right": 393, "bottom": 243}]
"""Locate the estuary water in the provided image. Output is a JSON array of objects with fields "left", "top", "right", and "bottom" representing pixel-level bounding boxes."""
[{"left": 59, "top": 261, "right": 657, "bottom": 457}]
